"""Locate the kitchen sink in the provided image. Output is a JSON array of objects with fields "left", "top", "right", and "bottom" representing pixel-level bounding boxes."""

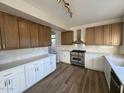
[
  {"left": 117, "top": 63, "right": 124, "bottom": 67},
  {"left": 113, "top": 61, "right": 124, "bottom": 67}
]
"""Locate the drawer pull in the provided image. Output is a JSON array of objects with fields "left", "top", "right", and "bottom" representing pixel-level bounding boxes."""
[
  {"left": 9, "top": 80, "right": 11, "bottom": 85},
  {"left": 4, "top": 81, "right": 7, "bottom": 87},
  {"left": 4, "top": 73, "right": 13, "bottom": 77}
]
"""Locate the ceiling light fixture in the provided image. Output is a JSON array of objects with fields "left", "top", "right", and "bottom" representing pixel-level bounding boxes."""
[{"left": 57, "top": 0, "right": 73, "bottom": 18}]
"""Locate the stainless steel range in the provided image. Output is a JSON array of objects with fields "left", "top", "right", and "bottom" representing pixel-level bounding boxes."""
[{"left": 70, "top": 50, "right": 86, "bottom": 67}]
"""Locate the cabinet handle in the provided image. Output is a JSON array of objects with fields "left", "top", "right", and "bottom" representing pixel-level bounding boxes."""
[
  {"left": 35, "top": 68, "right": 37, "bottom": 72},
  {"left": 4, "top": 73, "right": 13, "bottom": 77},
  {"left": 9, "top": 80, "right": 11, "bottom": 85},
  {"left": 3, "top": 44, "right": 6, "bottom": 49},
  {"left": 4, "top": 81, "right": 7, "bottom": 87}
]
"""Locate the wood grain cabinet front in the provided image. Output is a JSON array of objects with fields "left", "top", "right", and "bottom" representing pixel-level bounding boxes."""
[
  {"left": 18, "top": 18, "right": 31, "bottom": 48},
  {"left": 38, "top": 25, "right": 51, "bottom": 47},
  {"left": 61, "top": 31, "right": 73, "bottom": 45},
  {"left": 111, "top": 23, "right": 122, "bottom": 46},
  {"left": 85, "top": 23, "right": 122, "bottom": 46},
  {"left": 0, "top": 12, "right": 19, "bottom": 49},
  {"left": 94, "top": 26, "right": 104, "bottom": 45},
  {"left": 85, "top": 27, "right": 95, "bottom": 45},
  {"left": 29, "top": 22, "right": 39, "bottom": 47}
]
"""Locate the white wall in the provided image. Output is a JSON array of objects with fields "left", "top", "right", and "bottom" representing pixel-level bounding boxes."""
[{"left": 0, "top": 47, "right": 48, "bottom": 65}]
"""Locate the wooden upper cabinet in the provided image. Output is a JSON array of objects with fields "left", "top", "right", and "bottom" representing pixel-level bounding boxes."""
[
  {"left": 18, "top": 18, "right": 31, "bottom": 48},
  {"left": 0, "top": 12, "right": 19, "bottom": 49},
  {"left": 44, "top": 26, "right": 51, "bottom": 46},
  {"left": 61, "top": 32, "right": 66, "bottom": 45},
  {"left": 85, "top": 27, "right": 95, "bottom": 45},
  {"left": 94, "top": 26, "right": 104, "bottom": 45},
  {"left": 111, "top": 23, "right": 122, "bottom": 45},
  {"left": 38, "top": 25, "right": 51, "bottom": 47},
  {"left": 61, "top": 31, "right": 73, "bottom": 45},
  {"left": 29, "top": 22, "right": 39, "bottom": 47},
  {"left": 0, "top": 12, "right": 2, "bottom": 50},
  {"left": 38, "top": 25, "right": 45, "bottom": 46},
  {"left": 104, "top": 25, "right": 112, "bottom": 45}
]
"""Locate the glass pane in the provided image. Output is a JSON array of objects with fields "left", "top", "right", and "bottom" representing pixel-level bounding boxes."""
[{"left": 51, "top": 35, "right": 56, "bottom": 38}]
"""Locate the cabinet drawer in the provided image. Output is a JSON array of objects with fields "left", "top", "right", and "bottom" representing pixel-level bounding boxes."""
[{"left": 0, "top": 65, "right": 24, "bottom": 81}]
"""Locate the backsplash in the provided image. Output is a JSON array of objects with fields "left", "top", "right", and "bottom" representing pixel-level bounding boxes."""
[
  {"left": 0, "top": 47, "right": 48, "bottom": 65},
  {"left": 57, "top": 45, "right": 120, "bottom": 54}
]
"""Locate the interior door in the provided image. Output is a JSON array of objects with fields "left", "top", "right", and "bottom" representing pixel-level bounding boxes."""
[
  {"left": 1, "top": 12, "right": 19, "bottom": 49},
  {"left": 0, "top": 80, "right": 8, "bottom": 93}
]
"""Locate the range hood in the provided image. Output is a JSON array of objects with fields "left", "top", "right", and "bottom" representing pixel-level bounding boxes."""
[{"left": 73, "top": 29, "right": 85, "bottom": 44}]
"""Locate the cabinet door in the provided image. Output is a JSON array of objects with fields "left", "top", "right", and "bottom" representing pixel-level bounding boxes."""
[
  {"left": 1, "top": 12, "right": 19, "bottom": 49},
  {"left": 44, "top": 26, "right": 51, "bottom": 46},
  {"left": 18, "top": 18, "right": 31, "bottom": 48},
  {"left": 0, "top": 80, "right": 8, "bottom": 93},
  {"left": 11, "top": 72, "right": 25, "bottom": 93},
  {"left": 50, "top": 55, "right": 56, "bottom": 72},
  {"left": 30, "top": 22, "right": 39, "bottom": 47},
  {"left": 67, "top": 31, "right": 73, "bottom": 44},
  {"left": 25, "top": 64, "right": 36, "bottom": 88},
  {"left": 85, "top": 27, "right": 95, "bottom": 45},
  {"left": 38, "top": 25, "right": 46, "bottom": 46},
  {"left": 36, "top": 61, "right": 44, "bottom": 82},
  {"left": 94, "top": 26, "right": 104, "bottom": 45},
  {"left": 111, "top": 23, "right": 122, "bottom": 45},
  {"left": 38, "top": 25, "right": 51, "bottom": 46},
  {"left": 61, "top": 32, "right": 66, "bottom": 45},
  {"left": 104, "top": 25, "right": 112, "bottom": 45},
  {"left": 0, "top": 12, "right": 3, "bottom": 50},
  {"left": 44, "top": 58, "right": 51, "bottom": 76},
  {"left": 61, "top": 31, "right": 73, "bottom": 45}
]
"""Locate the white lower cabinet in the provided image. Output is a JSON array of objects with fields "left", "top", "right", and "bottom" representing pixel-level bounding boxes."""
[
  {"left": 25, "top": 63, "right": 36, "bottom": 88},
  {"left": 59, "top": 51, "right": 70, "bottom": 64},
  {"left": 50, "top": 55, "right": 56, "bottom": 72},
  {"left": 104, "top": 58, "right": 111, "bottom": 90},
  {"left": 0, "top": 55, "right": 57, "bottom": 93},
  {"left": 85, "top": 53, "right": 105, "bottom": 71},
  {"left": 0, "top": 80, "right": 8, "bottom": 93},
  {"left": 0, "top": 66, "right": 25, "bottom": 93},
  {"left": 25, "top": 55, "right": 56, "bottom": 89}
]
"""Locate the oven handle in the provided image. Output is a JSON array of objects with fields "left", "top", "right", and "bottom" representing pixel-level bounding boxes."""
[{"left": 111, "top": 75, "right": 120, "bottom": 88}]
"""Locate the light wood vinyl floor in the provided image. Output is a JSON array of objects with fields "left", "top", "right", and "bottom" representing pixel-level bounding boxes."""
[{"left": 24, "top": 63, "right": 109, "bottom": 93}]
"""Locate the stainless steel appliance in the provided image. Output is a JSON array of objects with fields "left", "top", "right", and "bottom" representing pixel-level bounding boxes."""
[
  {"left": 70, "top": 50, "right": 86, "bottom": 67},
  {"left": 110, "top": 69, "right": 124, "bottom": 93}
]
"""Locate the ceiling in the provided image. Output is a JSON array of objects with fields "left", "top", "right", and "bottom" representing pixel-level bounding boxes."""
[{"left": 24, "top": 0, "right": 124, "bottom": 28}]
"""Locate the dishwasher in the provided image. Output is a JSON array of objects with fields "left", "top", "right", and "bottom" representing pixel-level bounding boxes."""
[{"left": 110, "top": 69, "right": 124, "bottom": 93}]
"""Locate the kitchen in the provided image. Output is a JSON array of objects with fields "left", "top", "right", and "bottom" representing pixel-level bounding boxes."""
[{"left": 0, "top": 0, "right": 124, "bottom": 93}]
